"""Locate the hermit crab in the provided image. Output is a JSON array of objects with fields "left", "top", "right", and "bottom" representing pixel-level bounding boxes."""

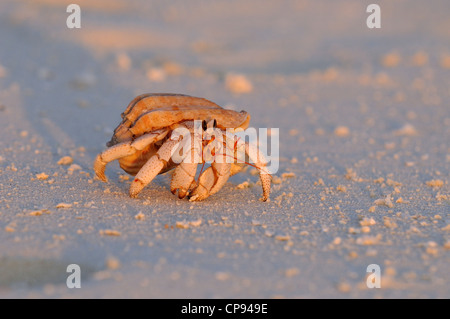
[{"left": 94, "top": 93, "right": 271, "bottom": 201}]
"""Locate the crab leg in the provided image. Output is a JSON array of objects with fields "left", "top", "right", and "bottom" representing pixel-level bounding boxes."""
[
  {"left": 224, "top": 134, "right": 271, "bottom": 201},
  {"left": 189, "top": 162, "right": 231, "bottom": 201},
  {"left": 170, "top": 145, "right": 201, "bottom": 198},
  {"left": 244, "top": 142, "right": 271, "bottom": 202},
  {"left": 209, "top": 162, "right": 232, "bottom": 195},
  {"left": 129, "top": 138, "right": 180, "bottom": 198},
  {"left": 169, "top": 126, "right": 205, "bottom": 199},
  {"left": 94, "top": 129, "right": 168, "bottom": 182}
]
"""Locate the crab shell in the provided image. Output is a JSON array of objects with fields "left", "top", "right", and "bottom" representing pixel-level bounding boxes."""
[
  {"left": 107, "top": 93, "right": 251, "bottom": 176},
  {"left": 107, "top": 93, "right": 250, "bottom": 147}
]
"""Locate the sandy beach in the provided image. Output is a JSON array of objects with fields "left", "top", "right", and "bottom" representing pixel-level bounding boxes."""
[{"left": 0, "top": 0, "right": 449, "bottom": 298}]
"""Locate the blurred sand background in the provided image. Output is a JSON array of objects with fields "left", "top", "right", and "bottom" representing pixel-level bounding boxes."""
[{"left": 0, "top": 0, "right": 449, "bottom": 298}]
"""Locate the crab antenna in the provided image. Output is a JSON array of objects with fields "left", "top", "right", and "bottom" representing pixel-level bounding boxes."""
[{"left": 216, "top": 138, "right": 272, "bottom": 176}]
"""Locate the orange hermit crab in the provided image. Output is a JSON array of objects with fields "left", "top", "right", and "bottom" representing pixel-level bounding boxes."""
[{"left": 94, "top": 93, "right": 271, "bottom": 201}]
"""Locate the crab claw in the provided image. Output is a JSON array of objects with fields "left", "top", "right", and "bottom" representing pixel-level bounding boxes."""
[
  {"left": 188, "top": 167, "right": 215, "bottom": 201},
  {"left": 170, "top": 162, "right": 198, "bottom": 199}
]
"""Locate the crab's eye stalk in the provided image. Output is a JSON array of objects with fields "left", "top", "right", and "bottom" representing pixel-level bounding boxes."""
[
  {"left": 202, "top": 120, "right": 208, "bottom": 131},
  {"left": 213, "top": 119, "right": 217, "bottom": 128}
]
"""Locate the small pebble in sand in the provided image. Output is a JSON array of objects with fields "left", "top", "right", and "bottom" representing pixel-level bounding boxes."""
[
  {"left": 345, "top": 168, "right": 357, "bottom": 180},
  {"left": 264, "top": 230, "right": 274, "bottom": 237},
  {"left": 275, "top": 234, "right": 290, "bottom": 241},
  {"left": 251, "top": 220, "right": 262, "bottom": 226},
  {"left": 322, "top": 67, "right": 338, "bottom": 81},
  {"left": 441, "top": 54, "right": 450, "bottom": 69},
  {"left": 236, "top": 181, "right": 250, "bottom": 189},
  {"left": 36, "top": 172, "right": 49, "bottom": 180},
  {"left": 57, "top": 156, "right": 73, "bottom": 165},
  {"left": 444, "top": 241, "right": 450, "bottom": 250},
  {"left": 426, "top": 179, "right": 443, "bottom": 188},
  {"left": 163, "top": 61, "right": 184, "bottom": 75},
  {"left": 360, "top": 217, "right": 376, "bottom": 226},
  {"left": 373, "top": 177, "right": 384, "bottom": 184},
  {"left": 394, "top": 123, "right": 417, "bottom": 136},
  {"left": 284, "top": 267, "right": 300, "bottom": 278},
  {"left": 281, "top": 172, "right": 296, "bottom": 179},
  {"left": 134, "top": 212, "right": 145, "bottom": 220},
  {"left": 361, "top": 226, "right": 371, "bottom": 233},
  {"left": 382, "top": 52, "right": 401, "bottom": 67},
  {"left": 334, "top": 126, "right": 350, "bottom": 137},
  {"left": 356, "top": 234, "right": 381, "bottom": 245},
  {"left": 385, "top": 267, "right": 396, "bottom": 276},
  {"left": 67, "top": 164, "right": 82, "bottom": 174},
  {"left": 225, "top": 73, "right": 253, "bottom": 94},
  {"left": 215, "top": 272, "right": 230, "bottom": 281},
  {"left": 146, "top": 68, "right": 166, "bottom": 82},
  {"left": 411, "top": 51, "right": 428, "bottom": 66},
  {"left": 175, "top": 220, "right": 189, "bottom": 229},
  {"left": 384, "top": 142, "right": 396, "bottom": 150},
  {"left": 106, "top": 256, "right": 121, "bottom": 270},
  {"left": 425, "top": 241, "right": 438, "bottom": 256},
  {"left": 99, "top": 229, "right": 121, "bottom": 236},
  {"left": 56, "top": 203, "right": 72, "bottom": 209},
  {"left": 176, "top": 219, "right": 202, "bottom": 229},
  {"left": 383, "top": 217, "right": 398, "bottom": 229},
  {"left": 119, "top": 174, "right": 130, "bottom": 181},
  {"left": 115, "top": 52, "right": 131, "bottom": 71},
  {"left": 337, "top": 282, "right": 351, "bottom": 293},
  {"left": 4, "top": 226, "right": 15, "bottom": 232},
  {"left": 189, "top": 219, "right": 202, "bottom": 227},
  {"left": 272, "top": 176, "right": 282, "bottom": 185},
  {"left": 374, "top": 195, "right": 394, "bottom": 208}
]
